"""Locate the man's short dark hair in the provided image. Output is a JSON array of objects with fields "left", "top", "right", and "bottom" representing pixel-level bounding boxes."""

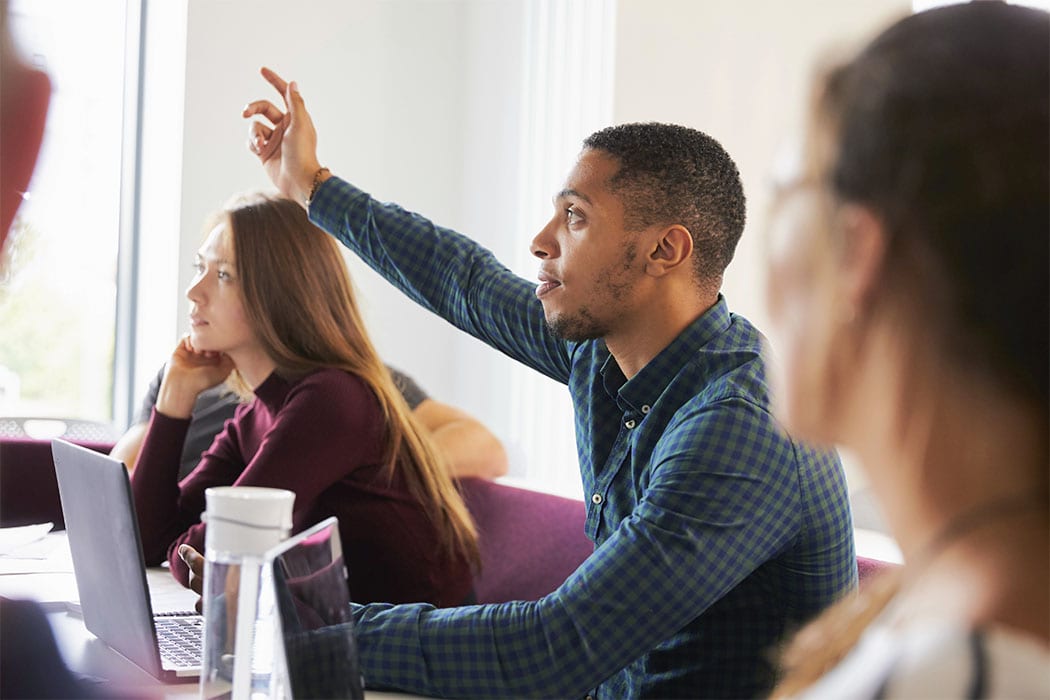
[{"left": 583, "top": 122, "right": 746, "bottom": 284}]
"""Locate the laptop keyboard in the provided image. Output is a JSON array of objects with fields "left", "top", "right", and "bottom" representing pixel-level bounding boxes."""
[{"left": 155, "top": 615, "right": 204, "bottom": 669}]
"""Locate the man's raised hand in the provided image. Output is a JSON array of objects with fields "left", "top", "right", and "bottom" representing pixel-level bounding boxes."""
[{"left": 243, "top": 67, "right": 323, "bottom": 207}]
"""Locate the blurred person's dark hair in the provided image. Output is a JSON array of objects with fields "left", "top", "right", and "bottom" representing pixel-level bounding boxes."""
[{"left": 819, "top": 1, "right": 1048, "bottom": 414}]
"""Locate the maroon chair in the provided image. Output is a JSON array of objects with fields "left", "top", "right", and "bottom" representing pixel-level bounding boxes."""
[
  {"left": 457, "top": 478, "right": 593, "bottom": 603},
  {"left": 857, "top": 555, "right": 898, "bottom": 587},
  {"left": 457, "top": 481, "right": 904, "bottom": 603},
  {"left": 0, "top": 438, "right": 113, "bottom": 529}
]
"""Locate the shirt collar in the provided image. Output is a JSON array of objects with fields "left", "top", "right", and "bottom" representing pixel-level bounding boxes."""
[
  {"left": 252, "top": 370, "right": 292, "bottom": 410},
  {"left": 601, "top": 296, "right": 732, "bottom": 413}
]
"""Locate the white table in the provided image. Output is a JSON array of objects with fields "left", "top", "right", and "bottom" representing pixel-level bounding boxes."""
[{"left": 854, "top": 527, "right": 903, "bottom": 564}]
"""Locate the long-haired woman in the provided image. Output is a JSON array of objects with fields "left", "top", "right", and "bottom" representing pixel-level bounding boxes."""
[
  {"left": 765, "top": 3, "right": 1048, "bottom": 697},
  {"left": 131, "top": 194, "right": 478, "bottom": 607}
]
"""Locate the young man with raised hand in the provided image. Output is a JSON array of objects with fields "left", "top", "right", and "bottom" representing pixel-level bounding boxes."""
[{"left": 184, "top": 67, "right": 856, "bottom": 699}]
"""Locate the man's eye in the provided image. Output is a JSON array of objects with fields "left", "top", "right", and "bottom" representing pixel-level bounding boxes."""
[{"left": 566, "top": 207, "right": 582, "bottom": 224}]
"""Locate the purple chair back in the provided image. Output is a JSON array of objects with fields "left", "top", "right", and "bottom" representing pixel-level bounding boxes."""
[
  {"left": 0, "top": 438, "right": 113, "bottom": 529},
  {"left": 457, "top": 478, "right": 593, "bottom": 603},
  {"left": 857, "top": 555, "right": 898, "bottom": 587},
  {"left": 2, "top": 439, "right": 895, "bottom": 606}
]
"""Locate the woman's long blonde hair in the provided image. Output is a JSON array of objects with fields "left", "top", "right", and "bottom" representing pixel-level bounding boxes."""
[{"left": 218, "top": 193, "right": 479, "bottom": 568}]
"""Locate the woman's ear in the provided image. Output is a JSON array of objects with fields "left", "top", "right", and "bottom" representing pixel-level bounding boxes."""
[
  {"left": 836, "top": 204, "right": 887, "bottom": 316},
  {"left": 645, "top": 225, "right": 694, "bottom": 277}
]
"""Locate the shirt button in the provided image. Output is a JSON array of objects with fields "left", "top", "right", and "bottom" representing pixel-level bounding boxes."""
[
  {"left": 641, "top": 404, "right": 651, "bottom": 414},
  {"left": 591, "top": 493, "right": 603, "bottom": 505},
  {"left": 625, "top": 419, "right": 636, "bottom": 429}
]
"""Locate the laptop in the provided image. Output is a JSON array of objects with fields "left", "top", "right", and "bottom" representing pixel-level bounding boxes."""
[
  {"left": 53, "top": 439, "right": 362, "bottom": 696},
  {"left": 52, "top": 439, "right": 204, "bottom": 680}
]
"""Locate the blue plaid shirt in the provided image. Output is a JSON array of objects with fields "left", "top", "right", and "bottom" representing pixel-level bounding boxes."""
[{"left": 310, "top": 176, "right": 856, "bottom": 699}]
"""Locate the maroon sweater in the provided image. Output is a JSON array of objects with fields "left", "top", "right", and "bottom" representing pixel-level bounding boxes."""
[{"left": 130, "top": 367, "right": 472, "bottom": 607}]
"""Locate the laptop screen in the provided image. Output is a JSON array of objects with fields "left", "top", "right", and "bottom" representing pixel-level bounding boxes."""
[
  {"left": 51, "top": 438, "right": 176, "bottom": 680},
  {"left": 200, "top": 517, "right": 363, "bottom": 699},
  {"left": 267, "top": 517, "right": 362, "bottom": 699}
]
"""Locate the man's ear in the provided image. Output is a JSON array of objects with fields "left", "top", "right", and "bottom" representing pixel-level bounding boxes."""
[
  {"left": 836, "top": 204, "right": 886, "bottom": 315},
  {"left": 645, "top": 225, "right": 693, "bottom": 277}
]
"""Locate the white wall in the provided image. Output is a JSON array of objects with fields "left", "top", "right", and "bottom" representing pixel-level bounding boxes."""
[
  {"left": 177, "top": 0, "right": 472, "bottom": 395},
  {"left": 614, "top": 0, "right": 909, "bottom": 334},
  {"left": 142, "top": 0, "right": 911, "bottom": 495},
  {"left": 141, "top": 0, "right": 532, "bottom": 466}
]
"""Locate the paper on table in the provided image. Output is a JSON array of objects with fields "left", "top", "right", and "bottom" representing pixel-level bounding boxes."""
[
  {"left": 0, "top": 530, "right": 78, "bottom": 609},
  {"left": 0, "top": 522, "right": 55, "bottom": 556},
  {"left": 0, "top": 573, "right": 79, "bottom": 611}
]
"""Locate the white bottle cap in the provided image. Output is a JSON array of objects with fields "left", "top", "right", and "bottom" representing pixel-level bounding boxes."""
[{"left": 203, "top": 486, "right": 295, "bottom": 557}]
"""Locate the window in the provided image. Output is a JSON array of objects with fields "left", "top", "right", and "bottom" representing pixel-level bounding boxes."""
[
  {"left": 506, "top": 0, "right": 615, "bottom": 498},
  {"left": 0, "top": 0, "right": 135, "bottom": 426}
]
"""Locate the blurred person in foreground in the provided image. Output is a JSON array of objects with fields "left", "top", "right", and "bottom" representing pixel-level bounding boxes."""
[
  {"left": 765, "top": 3, "right": 1048, "bottom": 697},
  {"left": 0, "top": 2, "right": 100, "bottom": 698},
  {"left": 0, "top": 0, "right": 50, "bottom": 250}
]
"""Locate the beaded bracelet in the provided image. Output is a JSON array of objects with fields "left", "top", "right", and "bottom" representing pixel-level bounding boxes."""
[{"left": 306, "top": 166, "right": 331, "bottom": 206}]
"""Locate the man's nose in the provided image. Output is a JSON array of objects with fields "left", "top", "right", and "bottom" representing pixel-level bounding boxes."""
[{"left": 530, "top": 217, "right": 559, "bottom": 259}]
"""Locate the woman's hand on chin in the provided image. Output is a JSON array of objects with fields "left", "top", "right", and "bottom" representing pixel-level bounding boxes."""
[{"left": 156, "top": 335, "right": 236, "bottom": 418}]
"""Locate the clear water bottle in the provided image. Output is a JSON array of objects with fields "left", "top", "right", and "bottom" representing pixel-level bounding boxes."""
[{"left": 199, "top": 486, "right": 295, "bottom": 700}]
